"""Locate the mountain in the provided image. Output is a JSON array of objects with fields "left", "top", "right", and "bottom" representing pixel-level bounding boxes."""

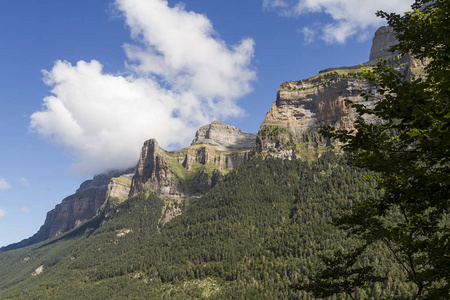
[
  {"left": 0, "top": 154, "right": 415, "bottom": 299},
  {"left": 129, "top": 121, "right": 255, "bottom": 199},
  {"left": 1, "top": 122, "right": 257, "bottom": 252},
  {"left": 2, "top": 26, "right": 409, "bottom": 253},
  {"left": 0, "top": 169, "right": 134, "bottom": 252},
  {"left": 0, "top": 26, "right": 422, "bottom": 298},
  {"left": 255, "top": 26, "right": 427, "bottom": 159}
]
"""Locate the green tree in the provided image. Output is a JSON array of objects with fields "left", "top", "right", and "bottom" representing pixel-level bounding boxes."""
[
  {"left": 296, "top": 245, "right": 385, "bottom": 300},
  {"left": 301, "top": 0, "right": 449, "bottom": 298}
]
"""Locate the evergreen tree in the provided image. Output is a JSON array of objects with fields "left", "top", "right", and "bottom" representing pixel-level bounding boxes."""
[{"left": 302, "top": 0, "right": 450, "bottom": 298}]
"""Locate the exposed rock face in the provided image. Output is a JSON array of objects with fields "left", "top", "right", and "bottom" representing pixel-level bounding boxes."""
[
  {"left": 258, "top": 26, "right": 428, "bottom": 158},
  {"left": 36, "top": 168, "right": 134, "bottom": 241},
  {"left": 257, "top": 74, "right": 379, "bottom": 158},
  {"left": 36, "top": 187, "right": 106, "bottom": 240},
  {"left": 97, "top": 173, "right": 134, "bottom": 216},
  {"left": 1, "top": 169, "right": 134, "bottom": 251},
  {"left": 191, "top": 120, "right": 257, "bottom": 150},
  {"left": 106, "top": 174, "right": 133, "bottom": 201},
  {"left": 129, "top": 139, "right": 182, "bottom": 197},
  {"left": 181, "top": 145, "right": 251, "bottom": 171},
  {"left": 269, "top": 78, "right": 376, "bottom": 132},
  {"left": 369, "top": 26, "right": 399, "bottom": 61},
  {"left": 129, "top": 122, "right": 255, "bottom": 197}
]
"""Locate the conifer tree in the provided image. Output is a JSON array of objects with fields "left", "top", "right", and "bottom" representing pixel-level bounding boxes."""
[{"left": 300, "top": 0, "right": 449, "bottom": 298}]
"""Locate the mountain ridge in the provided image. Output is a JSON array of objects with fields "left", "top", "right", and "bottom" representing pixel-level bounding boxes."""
[
  {"left": 0, "top": 24, "right": 424, "bottom": 299},
  {"left": 1, "top": 25, "right": 415, "bottom": 252}
]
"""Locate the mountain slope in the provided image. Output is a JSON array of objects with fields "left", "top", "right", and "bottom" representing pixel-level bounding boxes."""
[
  {"left": 0, "top": 154, "right": 414, "bottom": 299},
  {"left": 1, "top": 122, "right": 256, "bottom": 252},
  {"left": 0, "top": 25, "right": 424, "bottom": 299},
  {"left": 1, "top": 26, "right": 408, "bottom": 252}
]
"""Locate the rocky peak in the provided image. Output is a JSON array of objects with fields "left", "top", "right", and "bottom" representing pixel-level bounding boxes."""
[
  {"left": 129, "top": 121, "right": 256, "bottom": 199},
  {"left": 191, "top": 121, "right": 257, "bottom": 150},
  {"left": 369, "top": 26, "right": 399, "bottom": 62},
  {"left": 129, "top": 139, "right": 182, "bottom": 198}
]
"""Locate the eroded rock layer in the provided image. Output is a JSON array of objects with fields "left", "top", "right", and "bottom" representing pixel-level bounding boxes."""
[
  {"left": 129, "top": 139, "right": 182, "bottom": 197},
  {"left": 129, "top": 122, "right": 255, "bottom": 198},
  {"left": 257, "top": 25, "right": 427, "bottom": 158}
]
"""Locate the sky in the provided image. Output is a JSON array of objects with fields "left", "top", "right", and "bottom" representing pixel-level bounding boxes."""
[{"left": 0, "top": 0, "right": 414, "bottom": 247}]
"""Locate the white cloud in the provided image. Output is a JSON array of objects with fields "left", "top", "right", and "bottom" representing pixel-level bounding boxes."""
[
  {"left": 17, "top": 177, "right": 29, "bottom": 188},
  {"left": 30, "top": 0, "right": 255, "bottom": 176},
  {"left": 0, "top": 178, "right": 11, "bottom": 190},
  {"left": 301, "top": 25, "right": 318, "bottom": 44},
  {"left": 263, "top": 0, "right": 414, "bottom": 43},
  {"left": 0, "top": 209, "right": 6, "bottom": 218},
  {"left": 21, "top": 207, "right": 30, "bottom": 213}
]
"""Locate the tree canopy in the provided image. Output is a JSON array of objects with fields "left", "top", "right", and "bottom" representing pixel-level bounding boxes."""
[{"left": 300, "top": 0, "right": 450, "bottom": 298}]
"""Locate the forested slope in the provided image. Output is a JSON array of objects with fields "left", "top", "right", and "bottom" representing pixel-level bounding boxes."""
[{"left": 0, "top": 153, "right": 414, "bottom": 299}]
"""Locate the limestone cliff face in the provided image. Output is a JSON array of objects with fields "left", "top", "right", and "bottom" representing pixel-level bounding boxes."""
[
  {"left": 36, "top": 184, "right": 106, "bottom": 241},
  {"left": 257, "top": 74, "right": 378, "bottom": 158},
  {"left": 269, "top": 78, "right": 375, "bottom": 132},
  {"left": 187, "top": 121, "right": 255, "bottom": 170},
  {"left": 0, "top": 169, "right": 134, "bottom": 251},
  {"left": 129, "top": 139, "right": 182, "bottom": 197},
  {"left": 97, "top": 173, "right": 134, "bottom": 216},
  {"left": 36, "top": 169, "right": 134, "bottom": 242},
  {"left": 258, "top": 26, "right": 427, "bottom": 158},
  {"left": 106, "top": 175, "right": 133, "bottom": 201},
  {"left": 192, "top": 120, "right": 257, "bottom": 150},
  {"left": 179, "top": 145, "right": 251, "bottom": 172},
  {"left": 129, "top": 122, "right": 255, "bottom": 197},
  {"left": 369, "top": 26, "right": 399, "bottom": 62},
  {"left": 0, "top": 169, "right": 133, "bottom": 251}
]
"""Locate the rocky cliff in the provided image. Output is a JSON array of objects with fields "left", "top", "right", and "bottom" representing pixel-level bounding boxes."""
[
  {"left": 97, "top": 173, "right": 134, "bottom": 216},
  {"left": 125, "top": 122, "right": 255, "bottom": 225},
  {"left": 369, "top": 26, "right": 399, "bottom": 62},
  {"left": 39, "top": 168, "right": 135, "bottom": 239},
  {"left": 129, "top": 139, "right": 182, "bottom": 197},
  {"left": 1, "top": 169, "right": 134, "bottom": 251},
  {"left": 129, "top": 121, "right": 255, "bottom": 198},
  {"left": 192, "top": 120, "right": 257, "bottom": 150},
  {"left": 257, "top": 26, "right": 427, "bottom": 158},
  {"left": 257, "top": 72, "right": 377, "bottom": 158}
]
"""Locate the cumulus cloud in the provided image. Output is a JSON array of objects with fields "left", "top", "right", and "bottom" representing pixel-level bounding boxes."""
[
  {"left": 0, "top": 178, "right": 11, "bottom": 190},
  {"left": 263, "top": 0, "right": 413, "bottom": 43},
  {"left": 30, "top": 0, "right": 255, "bottom": 175},
  {"left": 0, "top": 209, "right": 6, "bottom": 218}
]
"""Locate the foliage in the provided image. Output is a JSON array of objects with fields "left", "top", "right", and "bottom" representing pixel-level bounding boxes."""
[
  {"left": 257, "top": 125, "right": 297, "bottom": 152},
  {"left": 295, "top": 245, "right": 385, "bottom": 300},
  {"left": 306, "top": 0, "right": 450, "bottom": 298},
  {"left": 281, "top": 67, "right": 367, "bottom": 92},
  {"left": 0, "top": 154, "right": 416, "bottom": 299}
]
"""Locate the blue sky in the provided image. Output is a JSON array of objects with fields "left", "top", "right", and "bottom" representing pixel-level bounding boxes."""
[{"left": 0, "top": 0, "right": 413, "bottom": 247}]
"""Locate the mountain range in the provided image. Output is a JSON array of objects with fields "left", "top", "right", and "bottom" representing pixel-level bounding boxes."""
[{"left": 0, "top": 26, "right": 427, "bottom": 299}]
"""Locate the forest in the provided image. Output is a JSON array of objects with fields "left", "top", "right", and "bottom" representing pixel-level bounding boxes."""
[{"left": 0, "top": 154, "right": 415, "bottom": 299}]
